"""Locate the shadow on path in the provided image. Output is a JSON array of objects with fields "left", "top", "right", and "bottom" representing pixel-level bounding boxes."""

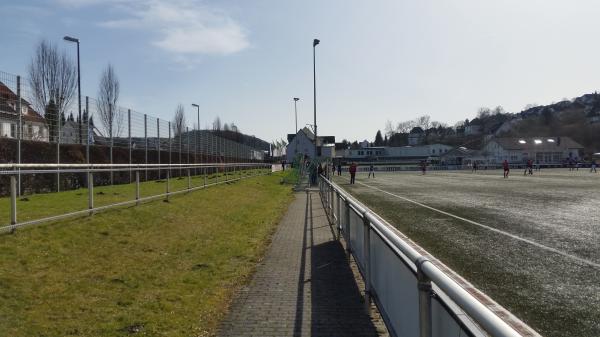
[{"left": 293, "top": 192, "right": 379, "bottom": 337}]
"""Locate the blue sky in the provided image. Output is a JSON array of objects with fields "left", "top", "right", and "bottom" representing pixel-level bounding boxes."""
[{"left": 2, "top": 0, "right": 600, "bottom": 143}]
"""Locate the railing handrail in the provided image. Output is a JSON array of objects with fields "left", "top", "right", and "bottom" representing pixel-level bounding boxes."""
[
  {"left": 319, "top": 174, "right": 526, "bottom": 337},
  {"left": 2, "top": 164, "right": 272, "bottom": 233},
  {"left": 0, "top": 162, "right": 266, "bottom": 169}
]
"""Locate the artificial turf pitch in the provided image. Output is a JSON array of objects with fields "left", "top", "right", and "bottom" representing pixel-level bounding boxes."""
[{"left": 333, "top": 169, "right": 600, "bottom": 337}]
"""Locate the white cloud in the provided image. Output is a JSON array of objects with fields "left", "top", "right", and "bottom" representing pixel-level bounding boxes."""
[{"left": 61, "top": 0, "right": 249, "bottom": 57}]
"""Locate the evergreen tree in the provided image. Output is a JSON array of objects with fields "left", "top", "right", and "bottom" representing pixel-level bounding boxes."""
[
  {"left": 45, "top": 99, "right": 59, "bottom": 142},
  {"left": 374, "top": 130, "right": 384, "bottom": 146}
]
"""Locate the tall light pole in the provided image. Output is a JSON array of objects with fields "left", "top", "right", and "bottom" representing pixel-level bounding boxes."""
[
  {"left": 313, "top": 38, "right": 320, "bottom": 159},
  {"left": 63, "top": 36, "right": 81, "bottom": 144},
  {"left": 293, "top": 97, "right": 300, "bottom": 133},
  {"left": 293, "top": 97, "right": 300, "bottom": 160},
  {"left": 192, "top": 103, "right": 200, "bottom": 166}
]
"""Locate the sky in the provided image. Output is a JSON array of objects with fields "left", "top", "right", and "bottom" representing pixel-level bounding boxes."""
[{"left": 1, "top": 0, "right": 600, "bottom": 143}]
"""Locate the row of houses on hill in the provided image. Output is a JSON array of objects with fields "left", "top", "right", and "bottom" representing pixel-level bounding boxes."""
[{"left": 285, "top": 127, "right": 585, "bottom": 165}]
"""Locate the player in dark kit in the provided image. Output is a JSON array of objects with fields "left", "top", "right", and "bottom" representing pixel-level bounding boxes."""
[
  {"left": 524, "top": 159, "right": 533, "bottom": 175},
  {"left": 503, "top": 159, "right": 510, "bottom": 178}
]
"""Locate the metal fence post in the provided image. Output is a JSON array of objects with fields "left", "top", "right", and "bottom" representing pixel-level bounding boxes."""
[
  {"left": 88, "top": 171, "right": 94, "bottom": 215},
  {"left": 186, "top": 126, "right": 190, "bottom": 173},
  {"left": 165, "top": 169, "right": 170, "bottom": 202},
  {"left": 157, "top": 118, "right": 160, "bottom": 180},
  {"left": 345, "top": 199, "right": 351, "bottom": 257},
  {"left": 363, "top": 213, "right": 372, "bottom": 312},
  {"left": 128, "top": 109, "right": 132, "bottom": 183},
  {"left": 10, "top": 175, "right": 17, "bottom": 233},
  {"left": 330, "top": 183, "right": 334, "bottom": 216},
  {"left": 187, "top": 168, "right": 191, "bottom": 191},
  {"left": 135, "top": 170, "right": 140, "bottom": 206},
  {"left": 86, "top": 96, "right": 90, "bottom": 164},
  {"left": 109, "top": 103, "right": 113, "bottom": 186},
  {"left": 416, "top": 257, "right": 433, "bottom": 337},
  {"left": 144, "top": 114, "right": 148, "bottom": 181},
  {"left": 57, "top": 109, "right": 61, "bottom": 192},
  {"left": 168, "top": 121, "right": 172, "bottom": 179},
  {"left": 336, "top": 191, "right": 341, "bottom": 239},
  {"left": 16, "top": 76, "right": 21, "bottom": 196}
]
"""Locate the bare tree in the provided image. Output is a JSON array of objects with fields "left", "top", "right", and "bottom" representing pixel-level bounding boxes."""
[
  {"left": 28, "top": 39, "right": 77, "bottom": 141},
  {"left": 415, "top": 115, "right": 431, "bottom": 130},
  {"left": 212, "top": 116, "right": 222, "bottom": 131},
  {"left": 396, "top": 120, "right": 415, "bottom": 133},
  {"left": 477, "top": 107, "right": 492, "bottom": 118},
  {"left": 172, "top": 104, "right": 186, "bottom": 171},
  {"left": 384, "top": 120, "right": 394, "bottom": 137},
  {"left": 96, "top": 64, "right": 123, "bottom": 139},
  {"left": 172, "top": 104, "right": 186, "bottom": 136}
]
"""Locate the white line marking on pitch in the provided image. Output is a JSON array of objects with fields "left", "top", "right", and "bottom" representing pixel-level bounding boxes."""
[{"left": 348, "top": 178, "right": 600, "bottom": 269}]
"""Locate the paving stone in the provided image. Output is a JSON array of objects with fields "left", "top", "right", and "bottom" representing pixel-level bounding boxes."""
[{"left": 217, "top": 190, "right": 389, "bottom": 337}]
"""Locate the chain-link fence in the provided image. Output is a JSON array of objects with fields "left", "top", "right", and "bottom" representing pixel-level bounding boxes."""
[{"left": 0, "top": 69, "right": 267, "bottom": 195}]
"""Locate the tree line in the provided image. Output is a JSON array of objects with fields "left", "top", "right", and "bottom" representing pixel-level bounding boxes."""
[{"left": 26, "top": 39, "right": 247, "bottom": 145}]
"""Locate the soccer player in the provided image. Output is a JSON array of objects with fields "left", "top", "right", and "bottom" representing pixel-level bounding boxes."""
[
  {"left": 368, "top": 164, "right": 375, "bottom": 178},
  {"left": 524, "top": 159, "right": 533, "bottom": 175},
  {"left": 503, "top": 159, "right": 510, "bottom": 178},
  {"left": 472, "top": 161, "right": 478, "bottom": 173},
  {"left": 420, "top": 160, "right": 427, "bottom": 175},
  {"left": 349, "top": 162, "right": 357, "bottom": 184},
  {"left": 591, "top": 161, "right": 598, "bottom": 173}
]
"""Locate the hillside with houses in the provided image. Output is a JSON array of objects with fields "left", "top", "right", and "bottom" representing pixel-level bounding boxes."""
[
  {"left": 370, "top": 92, "right": 600, "bottom": 156},
  {"left": 286, "top": 92, "right": 600, "bottom": 166}
]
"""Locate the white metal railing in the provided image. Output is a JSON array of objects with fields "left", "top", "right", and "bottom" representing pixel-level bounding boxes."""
[
  {"left": 0, "top": 163, "right": 271, "bottom": 233},
  {"left": 318, "top": 175, "right": 538, "bottom": 337}
]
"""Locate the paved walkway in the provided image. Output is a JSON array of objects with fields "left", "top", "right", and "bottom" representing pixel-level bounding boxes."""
[{"left": 217, "top": 190, "right": 388, "bottom": 337}]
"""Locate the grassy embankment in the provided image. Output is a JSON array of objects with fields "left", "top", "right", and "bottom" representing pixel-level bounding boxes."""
[
  {"left": 0, "top": 169, "right": 294, "bottom": 337},
  {"left": 0, "top": 168, "right": 269, "bottom": 225}
]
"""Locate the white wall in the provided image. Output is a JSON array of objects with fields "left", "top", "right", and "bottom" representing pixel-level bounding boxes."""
[{"left": 286, "top": 132, "right": 315, "bottom": 162}]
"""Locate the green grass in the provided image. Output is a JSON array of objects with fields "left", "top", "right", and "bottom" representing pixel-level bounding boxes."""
[
  {"left": 0, "top": 168, "right": 271, "bottom": 226},
  {"left": 0, "top": 170, "right": 293, "bottom": 337}
]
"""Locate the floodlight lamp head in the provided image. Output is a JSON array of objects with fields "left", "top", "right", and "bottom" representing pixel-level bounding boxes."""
[
  {"left": 313, "top": 39, "right": 320, "bottom": 47},
  {"left": 63, "top": 36, "right": 79, "bottom": 43}
]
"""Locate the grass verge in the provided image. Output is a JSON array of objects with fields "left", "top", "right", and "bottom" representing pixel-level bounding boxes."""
[{"left": 0, "top": 171, "right": 293, "bottom": 337}]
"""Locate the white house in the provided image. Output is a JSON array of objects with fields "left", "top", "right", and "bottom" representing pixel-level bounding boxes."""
[
  {"left": 321, "top": 144, "right": 336, "bottom": 159},
  {"left": 408, "top": 127, "right": 425, "bottom": 145},
  {"left": 0, "top": 81, "right": 49, "bottom": 142},
  {"left": 441, "top": 147, "right": 485, "bottom": 166},
  {"left": 286, "top": 127, "right": 316, "bottom": 163},
  {"left": 61, "top": 120, "right": 79, "bottom": 144},
  {"left": 482, "top": 137, "right": 584, "bottom": 164},
  {"left": 345, "top": 144, "right": 452, "bottom": 161},
  {"left": 464, "top": 124, "right": 482, "bottom": 136},
  {"left": 285, "top": 127, "right": 335, "bottom": 163}
]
